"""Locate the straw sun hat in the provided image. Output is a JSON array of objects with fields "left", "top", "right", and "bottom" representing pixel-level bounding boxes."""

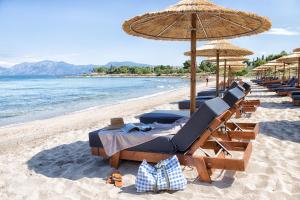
[{"left": 106, "top": 118, "right": 125, "bottom": 130}]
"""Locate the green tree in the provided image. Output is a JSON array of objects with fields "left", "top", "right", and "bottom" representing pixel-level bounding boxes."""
[{"left": 183, "top": 60, "right": 191, "bottom": 70}]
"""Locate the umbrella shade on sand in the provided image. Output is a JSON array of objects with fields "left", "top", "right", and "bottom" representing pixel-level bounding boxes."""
[
  {"left": 185, "top": 40, "right": 253, "bottom": 96},
  {"left": 123, "top": 0, "right": 271, "bottom": 114},
  {"left": 278, "top": 49, "right": 300, "bottom": 87},
  {"left": 205, "top": 56, "right": 249, "bottom": 89}
]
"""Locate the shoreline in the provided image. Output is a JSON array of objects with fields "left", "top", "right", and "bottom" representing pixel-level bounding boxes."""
[{"left": 0, "top": 87, "right": 184, "bottom": 128}]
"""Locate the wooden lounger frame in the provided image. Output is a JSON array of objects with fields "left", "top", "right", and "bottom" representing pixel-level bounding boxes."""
[
  {"left": 293, "top": 99, "right": 300, "bottom": 106},
  {"left": 242, "top": 100, "right": 261, "bottom": 107},
  {"left": 91, "top": 111, "right": 253, "bottom": 183},
  {"left": 276, "top": 88, "right": 300, "bottom": 96},
  {"left": 260, "top": 79, "right": 281, "bottom": 86},
  {"left": 214, "top": 122, "right": 259, "bottom": 141}
]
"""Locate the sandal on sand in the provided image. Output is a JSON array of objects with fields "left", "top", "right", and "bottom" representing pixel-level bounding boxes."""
[
  {"left": 106, "top": 171, "right": 123, "bottom": 187},
  {"left": 111, "top": 171, "right": 123, "bottom": 188}
]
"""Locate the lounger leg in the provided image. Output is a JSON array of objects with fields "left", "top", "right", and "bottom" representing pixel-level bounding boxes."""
[
  {"left": 109, "top": 152, "right": 120, "bottom": 168},
  {"left": 235, "top": 109, "right": 242, "bottom": 118},
  {"left": 193, "top": 156, "right": 212, "bottom": 183}
]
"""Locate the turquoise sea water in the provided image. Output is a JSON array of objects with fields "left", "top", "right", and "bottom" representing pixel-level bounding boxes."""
[{"left": 0, "top": 76, "right": 188, "bottom": 126}]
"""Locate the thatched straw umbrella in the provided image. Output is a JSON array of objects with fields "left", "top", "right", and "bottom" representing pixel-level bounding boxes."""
[
  {"left": 123, "top": 0, "right": 271, "bottom": 114},
  {"left": 205, "top": 56, "right": 249, "bottom": 89},
  {"left": 253, "top": 66, "right": 266, "bottom": 79},
  {"left": 263, "top": 60, "right": 285, "bottom": 78},
  {"left": 185, "top": 40, "right": 253, "bottom": 96},
  {"left": 221, "top": 62, "right": 247, "bottom": 85},
  {"left": 277, "top": 64, "right": 297, "bottom": 79},
  {"left": 278, "top": 48, "right": 300, "bottom": 87}
]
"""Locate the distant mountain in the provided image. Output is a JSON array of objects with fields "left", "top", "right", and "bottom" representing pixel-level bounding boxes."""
[
  {"left": 0, "top": 60, "right": 153, "bottom": 76},
  {"left": 104, "top": 61, "right": 151, "bottom": 67},
  {"left": 0, "top": 67, "right": 8, "bottom": 73}
]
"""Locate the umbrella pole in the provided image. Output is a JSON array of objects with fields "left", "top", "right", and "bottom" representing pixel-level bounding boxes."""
[
  {"left": 223, "top": 59, "right": 227, "bottom": 90},
  {"left": 190, "top": 13, "right": 197, "bottom": 114},
  {"left": 216, "top": 50, "right": 220, "bottom": 97},
  {"left": 283, "top": 63, "right": 286, "bottom": 81},
  {"left": 228, "top": 66, "right": 231, "bottom": 88},
  {"left": 289, "top": 67, "right": 291, "bottom": 79}
]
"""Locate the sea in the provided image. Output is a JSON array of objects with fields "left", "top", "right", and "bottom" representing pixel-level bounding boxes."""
[{"left": 0, "top": 76, "right": 188, "bottom": 126}]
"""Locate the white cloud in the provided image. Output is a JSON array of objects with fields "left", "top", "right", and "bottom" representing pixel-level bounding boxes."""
[{"left": 265, "top": 28, "right": 300, "bottom": 36}]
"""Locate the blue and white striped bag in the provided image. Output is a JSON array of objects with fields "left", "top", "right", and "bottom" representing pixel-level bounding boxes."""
[{"left": 135, "top": 155, "right": 187, "bottom": 193}]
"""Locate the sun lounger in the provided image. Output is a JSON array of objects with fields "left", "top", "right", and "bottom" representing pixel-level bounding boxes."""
[
  {"left": 290, "top": 91, "right": 300, "bottom": 98},
  {"left": 266, "top": 78, "right": 295, "bottom": 90},
  {"left": 292, "top": 95, "right": 300, "bottom": 106},
  {"left": 275, "top": 86, "right": 300, "bottom": 96},
  {"left": 89, "top": 97, "right": 253, "bottom": 183},
  {"left": 141, "top": 87, "right": 245, "bottom": 124},
  {"left": 179, "top": 82, "right": 256, "bottom": 110},
  {"left": 140, "top": 87, "right": 259, "bottom": 141}
]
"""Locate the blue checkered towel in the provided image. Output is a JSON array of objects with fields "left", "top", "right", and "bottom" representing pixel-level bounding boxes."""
[{"left": 136, "top": 155, "right": 187, "bottom": 193}]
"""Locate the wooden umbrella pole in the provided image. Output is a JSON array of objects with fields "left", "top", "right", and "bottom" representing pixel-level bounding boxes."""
[
  {"left": 216, "top": 50, "right": 220, "bottom": 97},
  {"left": 289, "top": 67, "right": 291, "bottom": 79},
  {"left": 274, "top": 66, "right": 277, "bottom": 78},
  {"left": 283, "top": 63, "right": 286, "bottom": 81},
  {"left": 228, "top": 66, "right": 231, "bottom": 87},
  {"left": 223, "top": 59, "right": 227, "bottom": 90},
  {"left": 190, "top": 13, "right": 197, "bottom": 114}
]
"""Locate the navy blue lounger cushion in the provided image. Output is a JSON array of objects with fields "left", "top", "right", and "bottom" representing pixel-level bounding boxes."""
[
  {"left": 293, "top": 95, "right": 300, "bottom": 100},
  {"left": 291, "top": 91, "right": 300, "bottom": 97},
  {"left": 178, "top": 99, "right": 207, "bottom": 110},
  {"left": 223, "top": 87, "right": 245, "bottom": 107},
  {"left": 196, "top": 95, "right": 215, "bottom": 100},
  {"left": 172, "top": 97, "right": 229, "bottom": 152},
  {"left": 140, "top": 112, "right": 183, "bottom": 124},
  {"left": 275, "top": 87, "right": 298, "bottom": 92},
  {"left": 242, "top": 82, "right": 251, "bottom": 91},
  {"left": 197, "top": 90, "right": 215, "bottom": 96}
]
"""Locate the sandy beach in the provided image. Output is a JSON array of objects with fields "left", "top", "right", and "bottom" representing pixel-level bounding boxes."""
[{"left": 0, "top": 81, "right": 300, "bottom": 200}]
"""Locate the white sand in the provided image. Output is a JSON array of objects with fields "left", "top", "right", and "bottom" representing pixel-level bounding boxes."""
[{"left": 0, "top": 81, "right": 300, "bottom": 200}]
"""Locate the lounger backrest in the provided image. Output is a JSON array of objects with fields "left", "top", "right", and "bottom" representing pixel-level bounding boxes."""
[
  {"left": 172, "top": 97, "right": 229, "bottom": 152},
  {"left": 229, "top": 81, "right": 245, "bottom": 92},
  {"left": 242, "top": 82, "right": 251, "bottom": 92},
  {"left": 289, "top": 78, "right": 297, "bottom": 86},
  {"left": 229, "top": 81, "right": 239, "bottom": 89},
  {"left": 223, "top": 87, "right": 245, "bottom": 107},
  {"left": 287, "top": 78, "right": 295, "bottom": 85}
]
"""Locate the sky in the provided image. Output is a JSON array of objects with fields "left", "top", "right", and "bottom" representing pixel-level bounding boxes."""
[{"left": 0, "top": 0, "right": 299, "bottom": 67}]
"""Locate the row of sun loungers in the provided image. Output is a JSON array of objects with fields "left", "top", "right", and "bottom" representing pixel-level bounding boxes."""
[
  {"left": 252, "top": 77, "right": 300, "bottom": 106},
  {"left": 88, "top": 80, "right": 260, "bottom": 183}
]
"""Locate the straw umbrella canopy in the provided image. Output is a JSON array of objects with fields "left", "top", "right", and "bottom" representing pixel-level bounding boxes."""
[
  {"left": 223, "top": 62, "right": 246, "bottom": 86},
  {"left": 262, "top": 59, "right": 285, "bottom": 77},
  {"left": 185, "top": 40, "right": 253, "bottom": 96},
  {"left": 123, "top": 0, "right": 271, "bottom": 114},
  {"left": 253, "top": 65, "right": 270, "bottom": 79},
  {"left": 277, "top": 49, "right": 300, "bottom": 87},
  {"left": 205, "top": 56, "right": 248, "bottom": 89},
  {"left": 277, "top": 64, "right": 297, "bottom": 79}
]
